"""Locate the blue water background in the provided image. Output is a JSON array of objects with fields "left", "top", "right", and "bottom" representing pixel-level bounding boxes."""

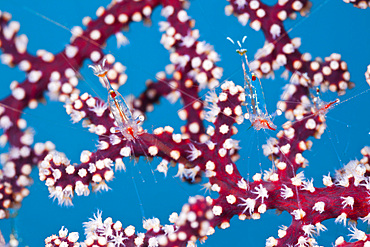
[{"left": 0, "top": 0, "right": 370, "bottom": 246}]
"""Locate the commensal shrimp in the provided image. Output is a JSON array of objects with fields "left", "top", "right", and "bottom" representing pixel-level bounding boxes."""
[
  {"left": 89, "top": 59, "right": 144, "bottom": 142},
  {"left": 89, "top": 59, "right": 191, "bottom": 175},
  {"left": 311, "top": 87, "right": 340, "bottom": 117},
  {"left": 90, "top": 59, "right": 155, "bottom": 216},
  {"left": 300, "top": 72, "right": 341, "bottom": 117},
  {"left": 228, "top": 36, "right": 279, "bottom": 131}
]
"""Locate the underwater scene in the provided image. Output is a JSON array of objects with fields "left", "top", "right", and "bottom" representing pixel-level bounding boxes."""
[{"left": 0, "top": 0, "right": 370, "bottom": 246}]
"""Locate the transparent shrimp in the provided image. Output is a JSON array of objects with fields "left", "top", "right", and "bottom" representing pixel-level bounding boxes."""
[
  {"left": 89, "top": 59, "right": 144, "bottom": 142},
  {"left": 227, "top": 36, "right": 280, "bottom": 131},
  {"left": 299, "top": 72, "right": 341, "bottom": 117},
  {"left": 312, "top": 93, "right": 340, "bottom": 118},
  {"left": 89, "top": 59, "right": 194, "bottom": 186},
  {"left": 90, "top": 59, "right": 154, "bottom": 220}
]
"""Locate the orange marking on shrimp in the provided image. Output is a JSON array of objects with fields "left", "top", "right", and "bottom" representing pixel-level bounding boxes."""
[
  {"left": 265, "top": 121, "right": 276, "bottom": 131},
  {"left": 114, "top": 100, "right": 128, "bottom": 122},
  {"left": 252, "top": 119, "right": 276, "bottom": 131},
  {"left": 97, "top": 71, "right": 108, "bottom": 77},
  {"left": 324, "top": 99, "right": 340, "bottom": 110},
  {"left": 314, "top": 98, "right": 340, "bottom": 116},
  {"left": 127, "top": 126, "right": 134, "bottom": 138},
  {"left": 109, "top": 90, "right": 129, "bottom": 123}
]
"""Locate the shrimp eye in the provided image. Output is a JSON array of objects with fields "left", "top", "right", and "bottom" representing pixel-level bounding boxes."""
[
  {"left": 236, "top": 49, "right": 247, "bottom": 56},
  {"left": 251, "top": 73, "right": 257, "bottom": 81},
  {"left": 110, "top": 90, "right": 117, "bottom": 98}
]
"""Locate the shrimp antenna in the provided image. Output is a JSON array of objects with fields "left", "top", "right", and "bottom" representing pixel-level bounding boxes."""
[
  {"left": 246, "top": 124, "right": 254, "bottom": 132},
  {"left": 226, "top": 37, "right": 235, "bottom": 44},
  {"left": 130, "top": 168, "right": 146, "bottom": 220},
  {"left": 242, "top": 35, "right": 247, "bottom": 43}
]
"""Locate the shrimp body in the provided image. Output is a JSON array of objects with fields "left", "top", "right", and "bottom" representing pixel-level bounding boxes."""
[
  {"left": 311, "top": 89, "right": 340, "bottom": 117},
  {"left": 229, "top": 36, "right": 276, "bottom": 131},
  {"left": 107, "top": 88, "right": 144, "bottom": 141},
  {"left": 243, "top": 67, "right": 267, "bottom": 117},
  {"left": 306, "top": 82, "right": 340, "bottom": 117},
  {"left": 250, "top": 114, "right": 277, "bottom": 131},
  {"left": 298, "top": 73, "right": 341, "bottom": 117},
  {"left": 312, "top": 98, "right": 340, "bottom": 116},
  {"left": 90, "top": 59, "right": 144, "bottom": 142}
]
